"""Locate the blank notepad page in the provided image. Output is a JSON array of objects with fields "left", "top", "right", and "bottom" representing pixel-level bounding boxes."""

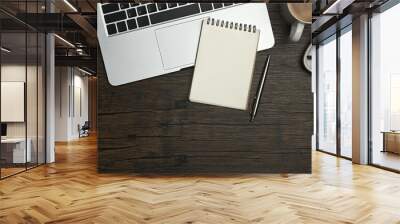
[{"left": 189, "top": 18, "right": 260, "bottom": 110}]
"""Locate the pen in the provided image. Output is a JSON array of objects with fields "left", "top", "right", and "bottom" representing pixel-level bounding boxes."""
[{"left": 249, "top": 55, "right": 271, "bottom": 122}]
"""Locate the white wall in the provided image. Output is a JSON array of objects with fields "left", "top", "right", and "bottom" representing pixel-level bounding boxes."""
[
  {"left": 1, "top": 65, "right": 26, "bottom": 131},
  {"left": 1, "top": 65, "right": 27, "bottom": 140},
  {"left": 1, "top": 65, "right": 40, "bottom": 138},
  {"left": 73, "top": 73, "right": 89, "bottom": 137},
  {"left": 55, "top": 67, "right": 89, "bottom": 141},
  {"left": 55, "top": 66, "right": 69, "bottom": 141}
]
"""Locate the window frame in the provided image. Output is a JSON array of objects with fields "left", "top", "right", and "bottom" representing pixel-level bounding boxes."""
[{"left": 315, "top": 24, "right": 353, "bottom": 160}]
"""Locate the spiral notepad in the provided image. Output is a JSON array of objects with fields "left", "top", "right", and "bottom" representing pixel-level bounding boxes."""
[{"left": 189, "top": 18, "right": 260, "bottom": 110}]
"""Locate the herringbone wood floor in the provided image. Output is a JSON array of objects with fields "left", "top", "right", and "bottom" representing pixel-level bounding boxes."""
[{"left": 1, "top": 135, "right": 400, "bottom": 224}]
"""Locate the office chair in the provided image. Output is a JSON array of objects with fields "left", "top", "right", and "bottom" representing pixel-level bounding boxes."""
[{"left": 79, "top": 121, "right": 90, "bottom": 138}]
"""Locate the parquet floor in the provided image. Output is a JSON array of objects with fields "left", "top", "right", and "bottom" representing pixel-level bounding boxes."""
[{"left": 1, "top": 135, "right": 400, "bottom": 224}]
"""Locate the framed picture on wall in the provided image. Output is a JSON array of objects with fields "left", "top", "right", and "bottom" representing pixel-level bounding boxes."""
[{"left": 1, "top": 81, "right": 25, "bottom": 122}]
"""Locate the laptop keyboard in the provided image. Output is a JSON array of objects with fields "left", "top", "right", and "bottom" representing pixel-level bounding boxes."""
[{"left": 102, "top": 3, "right": 237, "bottom": 36}]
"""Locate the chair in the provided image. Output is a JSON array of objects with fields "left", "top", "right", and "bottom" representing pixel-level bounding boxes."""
[{"left": 79, "top": 121, "right": 90, "bottom": 138}]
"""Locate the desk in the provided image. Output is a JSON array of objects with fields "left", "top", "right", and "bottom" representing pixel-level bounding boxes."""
[
  {"left": 1, "top": 138, "right": 31, "bottom": 163},
  {"left": 97, "top": 4, "right": 313, "bottom": 173},
  {"left": 382, "top": 132, "right": 400, "bottom": 154}
]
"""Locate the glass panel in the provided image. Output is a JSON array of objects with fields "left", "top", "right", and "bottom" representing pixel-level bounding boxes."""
[
  {"left": 26, "top": 31, "right": 38, "bottom": 169},
  {"left": 1, "top": 31, "right": 27, "bottom": 177},
  {"left": 26, "top": 0, "right": 39, "bottom": 169},
  {"left": 0, "top": 1, "right": 46, "bottom": 179},
  {"left": 318, "top": 37, "right": 337, "bottom": 154},
  {"left": 339, "top": 29, "right": 352, "bottom": 158},
  {"left": 38, "top": 32, "right": 45, "bottom": 165},
  {"left": 371, "top": 4, "right": 400, "bottom": 171}
]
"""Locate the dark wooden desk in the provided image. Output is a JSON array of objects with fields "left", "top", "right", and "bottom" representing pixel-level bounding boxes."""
[{"left": 97, "top": 4, "right": 312, "bottom": 174}]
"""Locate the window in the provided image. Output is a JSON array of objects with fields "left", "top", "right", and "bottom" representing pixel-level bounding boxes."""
[
  {"left": 339, "top": 28, "right": 352, "bottom": 158},
  {"left": 370, "top": 3, "right": 400, "bottom": 171},
  {"left": 390, "top": 75, "right": 400, "bottom": 130},
  {"left": 317, "top": 36, "right": 337, "bottom": 154},
  {"left": 316, "top": 25, "right": 353, "bottom": 159}
]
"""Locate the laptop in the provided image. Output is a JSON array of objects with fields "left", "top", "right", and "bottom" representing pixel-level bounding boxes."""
[{"left": 97, "top": 3, "right": 275, "bottom": 86}]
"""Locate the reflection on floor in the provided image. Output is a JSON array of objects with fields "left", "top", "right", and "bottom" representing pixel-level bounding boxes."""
[
  {"left": 373, "top": 150, "right": 400, "bottom": 171},
  {"left": 0, "top": 163, "right": 43, "bottom": 178},
  {"left": 0, "top": 167, "right": 25, "bottom": 178},
  {"left": 0, "top": 136, "right": 400, "bottom": 223}
]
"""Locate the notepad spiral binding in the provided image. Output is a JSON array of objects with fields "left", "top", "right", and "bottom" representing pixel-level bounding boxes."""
[{"left": 206, "top": 18, "right": 257, "bottom": 33}]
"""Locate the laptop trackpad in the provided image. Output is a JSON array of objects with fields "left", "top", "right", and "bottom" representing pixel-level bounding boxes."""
[{"left": 155, "top": 19, "right": 203, "bottom": 70}]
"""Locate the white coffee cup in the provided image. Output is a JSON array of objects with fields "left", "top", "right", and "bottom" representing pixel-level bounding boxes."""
[{"left": 280, "top": 3, "right": 312, "bottom": 42}]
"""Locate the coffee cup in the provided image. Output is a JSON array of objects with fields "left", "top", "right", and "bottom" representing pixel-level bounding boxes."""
[{"left": 280, "top": 3, "right": 312, "bottom": 42}]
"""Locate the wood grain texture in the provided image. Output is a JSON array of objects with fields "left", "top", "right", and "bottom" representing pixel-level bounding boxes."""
[
  {"left": 1, "top": 136, "right": 400, "bottom": 223},
  {"left": 97, "top": 4, "right": 313, "bottom": 173}
]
